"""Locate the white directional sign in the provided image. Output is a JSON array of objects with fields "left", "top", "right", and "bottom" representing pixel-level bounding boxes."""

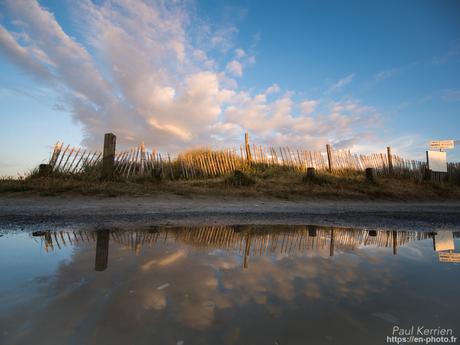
[
  {"left": 429, "top": 140, "right": 454, "bottom": 150},
  {"left": 427, "top": 150, "right": 447, "bottom": 172}
]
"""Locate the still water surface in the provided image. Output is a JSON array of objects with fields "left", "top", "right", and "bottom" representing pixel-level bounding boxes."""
[{"left": 0, "top": 225, "right": 459, "bottom": 345}]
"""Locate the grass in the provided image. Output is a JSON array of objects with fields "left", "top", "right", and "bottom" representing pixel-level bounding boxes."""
[
  {"left": 224, "top": 170, "right": 256, "bottom": 187},
  {"left": 1, "top": 166, "right": 460, "bottom": 200}
]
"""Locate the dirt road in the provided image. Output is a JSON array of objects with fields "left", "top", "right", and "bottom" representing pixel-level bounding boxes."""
[{"left": 1, "top": 194, "right": 460, "bottom": 231}]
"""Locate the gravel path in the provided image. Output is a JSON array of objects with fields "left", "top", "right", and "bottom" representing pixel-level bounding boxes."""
[{"left": 1, "top": 194, "right": 459, "bottom": 231}]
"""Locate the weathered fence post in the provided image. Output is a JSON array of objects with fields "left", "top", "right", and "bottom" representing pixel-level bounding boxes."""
[
  {"left": 101, "top": 133, "right": 116, "bottom": 180},
  {"left": 49, "top": 142, "right": 63, "bottom": 168},
  {"left": 424, "top": 150, "right": 432, "bottom": 181},
  {"left": 306, "top": 167, "right": 316, "bottom": 179},
  {"left": 326, "top": 144, "right": 333, "bottom": 172},
  {"left": 140, "top": 142, "right": 146, "bottom": 175},
  {"left": 365, "top": 167, "right": 375, "bottom": 182},
  {"left": 387, "top": 146, "right": 394, "bottom": 175},
  {"left": 245, "top": 132, "right": 252, "bottom": 164},
  {"left": 38, "top": 164, "right": 52, "bottom": 177}
]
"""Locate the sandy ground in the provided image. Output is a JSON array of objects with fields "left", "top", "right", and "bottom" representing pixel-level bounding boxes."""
[{"left": 1, "top": 194, "right": 460, "bottom": 231}]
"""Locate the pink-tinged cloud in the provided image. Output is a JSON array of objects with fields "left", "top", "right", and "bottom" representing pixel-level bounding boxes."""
[{"left": 0, "top": 0, "right": 381, "bottom": 152}]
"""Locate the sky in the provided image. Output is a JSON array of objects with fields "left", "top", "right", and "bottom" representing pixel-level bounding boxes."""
[{"left": 0, "top": 0, "right": 459, "bottom": 176}]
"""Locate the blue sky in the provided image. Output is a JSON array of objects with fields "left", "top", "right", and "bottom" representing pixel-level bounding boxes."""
[{"left": 0, "top": 0, "right": 459, "bottom": 176}]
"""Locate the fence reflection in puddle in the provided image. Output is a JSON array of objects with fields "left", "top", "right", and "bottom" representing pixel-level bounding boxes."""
[{"left": 31, "top": 225, "right": 460, "bottom": 270}]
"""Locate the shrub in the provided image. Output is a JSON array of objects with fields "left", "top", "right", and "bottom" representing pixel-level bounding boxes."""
[{"left": 224, "top": 170, "right": 256, "bottom": 187}]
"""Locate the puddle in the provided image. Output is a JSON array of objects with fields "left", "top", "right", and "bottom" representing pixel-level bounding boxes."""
[{"left": 0, "top": 225, "right": 459, "bottom": 345}]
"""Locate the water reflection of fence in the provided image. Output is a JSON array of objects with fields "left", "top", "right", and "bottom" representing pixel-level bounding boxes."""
[
  {"left": 35, "top": 226, "right": 433, "bottom": 270},
  {"left": 169, "top": 226, "right": 430, "bottom": 254},
  {"left": 48, "top": 141, "right": 442, "bottom": 180}
]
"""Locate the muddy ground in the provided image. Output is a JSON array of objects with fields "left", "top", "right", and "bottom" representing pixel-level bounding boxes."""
[{"left": 1, "top": 194, "right": 460, "bottom": 232}]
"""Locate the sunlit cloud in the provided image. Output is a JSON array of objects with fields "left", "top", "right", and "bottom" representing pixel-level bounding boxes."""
[
  {"left": 226, "top": 60, "right": 243, "bottom": 77},
  {"left": 265, "top": 83, "right": 280, "bottom": 95},
  {"left": 300, "top": 99, "right": 318, "bottom": 114},
  {"left": 0, "top": 0, "right": 381, "bottom": 152}
]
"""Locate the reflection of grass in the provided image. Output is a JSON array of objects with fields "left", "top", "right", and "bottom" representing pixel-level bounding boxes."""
[{"left": 1, "top": 168, "right": 460, "bottom": 200}]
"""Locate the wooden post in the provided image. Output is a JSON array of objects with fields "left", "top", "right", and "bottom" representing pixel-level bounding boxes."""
[
  {"left": 101, "top": 133, "right": 116, "bottom": 180},
  {"left": 38, "top": 164, "right": 52, "bottom": 177},
  {"left": 140, "top": 142, "right": 146, "bottom": 175},
  {"left": 387, "top": 146, "right": 394, "bottom": 175},
  {"left": 424, "top": 150, "right": 432, "bottom": 181},
  {"left": 95, "top": 230, "right": 109, "bottom": 271},
  {"left": 49, "top": 142, "right": 63, "bottom": 167},
  {"left": 245, "top": 132, "right": 252, "bottom": 164},
  {"left": 326, "top": 144, "right": 332, "bottom": 172},
  {"left": 365, "top": 167, "right": 375, "bottom": 182},
  {"left": 306, "top": 167, "right": 316, "bottom": 179}
]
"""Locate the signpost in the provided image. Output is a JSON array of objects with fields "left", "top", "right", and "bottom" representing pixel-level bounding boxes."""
[
  {"left": 426, "top": 140, "right": 454, "bottom": 179},
  {"left": 426, "top": 151, "right": 447, "bottom": 173},
  {"left": 429, "top": 140, "right": 454, "bottom": 150}
]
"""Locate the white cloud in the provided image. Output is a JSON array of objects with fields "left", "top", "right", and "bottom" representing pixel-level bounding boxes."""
[
  {"left": 210, "top": 26, "right": 238, "bottom": 53},
  {"left": 193, "top": 49, "right": 207, "bottom": 61},
  {"left": 0, "top": 1, "right": 381, "bottom": 153},
  {"left": 0, "top": 25, "right": 51, "bottom": 80},
  {"left": 374, "top": 68, "right": 399, "bottom": 81},
  {"left": 235, "top": 48, "right": 246, "bottom": 59},
  {"left": 223, "top": 92, "right": 379, "bottom": 149},
  {"left": 226, "top": 60, "right": 243, "bottom": 77},
  {"left": 300, "top": 99, "right": 318, "bottom": 114},
  {"left": 327, "top": 73, "right": 355, "bottom": 93},
  {"left": 265, "top": 84, "right": 280, "bottom": 95}
]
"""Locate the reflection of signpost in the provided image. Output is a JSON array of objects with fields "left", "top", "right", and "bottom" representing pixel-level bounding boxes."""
[
  {"left": 439, "top": 252, "right": 460, "bottom": 263},
  {"left": 433, "top": 231, "right": 458, "bottom": 263},
  {"left": 433, "top": 231, "right": 455, "bottom": 252}
]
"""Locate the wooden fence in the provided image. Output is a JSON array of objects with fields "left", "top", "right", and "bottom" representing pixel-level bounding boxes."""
[
  {"left": 47, "top": 140, "right": 458, "bottom": 181},
  {"left": 35, "top": 226, "right": 431, "bottom": 257}
]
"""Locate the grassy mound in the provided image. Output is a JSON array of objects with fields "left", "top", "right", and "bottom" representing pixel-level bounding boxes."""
[{"left": 1, "top": 165, "right": 460, "bottom": 200}]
